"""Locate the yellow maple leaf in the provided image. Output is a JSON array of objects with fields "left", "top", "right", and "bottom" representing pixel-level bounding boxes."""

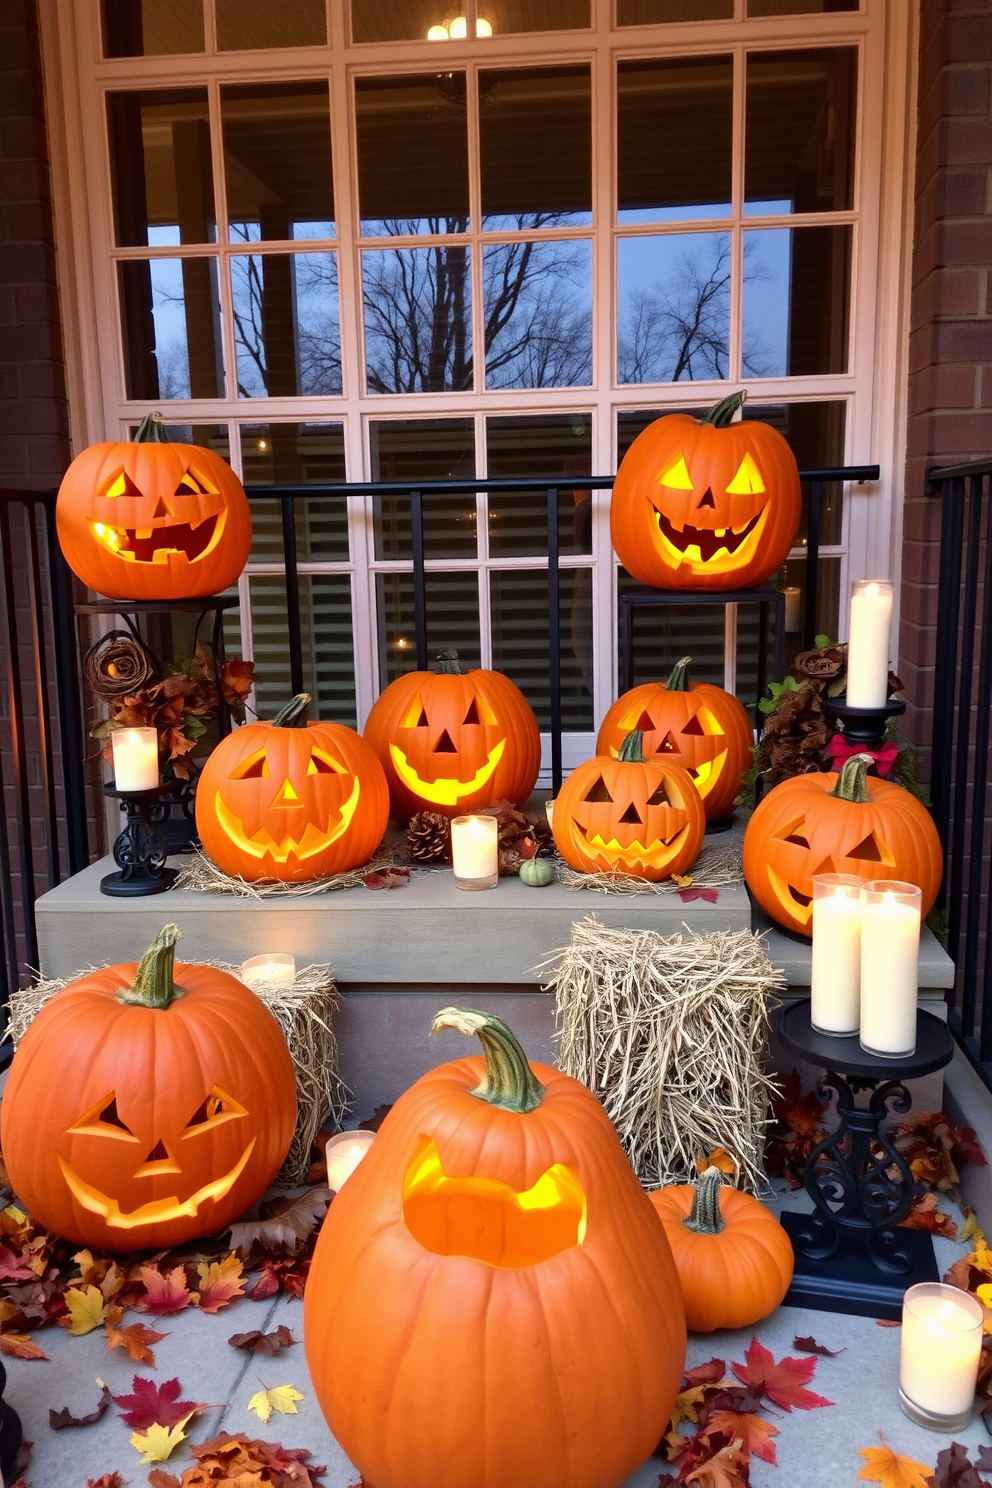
[
  {"left": 962, "top": 1207, "right": 985, "bottom": 1246},
  {"left": 130, "top": 1414, "right": 193, "bottom": 1464},
  {"left": 669, "top": 1385, "right": 707, "bottom": 1430},
  {"left": 857, "top": 1434, "right": 932, "bottom": 1488},
  {"left": 971, "top": 1236, "right": 992, "bottom": 1278},
  {"left": 60, "top": 1284, "right": 107, "bottom": 1335},
  {"left": 672, "top": 873, "right": 694, "bottom": 888},
  {"left": 247, "top": 1384, "right": 304, "bottom": 1423}
]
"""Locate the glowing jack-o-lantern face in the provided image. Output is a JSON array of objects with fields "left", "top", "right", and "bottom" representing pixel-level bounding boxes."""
[
  {"left": 304, "top": 1008, "right": 686, "bottom": 1488},
  {"left": 363, "top": 650, "right": 541, "bottom": 823},
  {"left": 611, "top": 392, "right": 801, "bottom": 592},
  {"left": 196, "top": 695, "right": 389, "bottom": 883},
  {"left": 0, "top": 926, "right": 297, "bottom": 1252},
  {"left": 743, "top": 755, "right": 944, "bottom": 936},
  {"left": 553, "top": 731, "right": 705, "bottom": 880},
  {"left": 56, "top": 412, "right": 252, "bottom": 601},
  {"left": 597, "top": 658, "right": 753, "bottom": 821}
]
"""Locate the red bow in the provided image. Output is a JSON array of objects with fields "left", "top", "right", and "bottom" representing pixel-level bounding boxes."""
[{"left": 827, "top": 735, "right": 899, "bottom": 777}]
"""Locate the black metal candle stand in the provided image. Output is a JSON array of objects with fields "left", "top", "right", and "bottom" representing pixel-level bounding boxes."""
[
  {"left": 820, "top": 695, "right": 906, "bottom": 754},
  {"left": 100, "top": 782, "right": 179, "bottom": 897},
  {"left": 0, "top": 1360, "right": 23, "bottom": 1488}
]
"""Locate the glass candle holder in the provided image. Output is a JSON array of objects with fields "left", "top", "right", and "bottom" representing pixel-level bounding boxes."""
[
  {"left": 240, "top": 953, "right": 296, "bottom": 990},
  {"left": 900, "top": 1283, "right": 984, "bottom": 1431},
  {"left": 860, "top": 880, "right": 922, "bottom": 1058},
  {"left": 111, "top": 727, "right": 159, "bottom": 792},
  {"left": 811, "top": 873, "right": 864, "bottom": 1036},
  {"left": 846, "top": 579, "right": 894, "bottom": 708},
  {"left": 323, "top": 1129, "right": 375, "bottom": 1191},
  {"left": 451, "top": 814, "right": 499, "bottom": 890},
  {"left": 545, "top": 800, "right": 555, "bottom": 831}
]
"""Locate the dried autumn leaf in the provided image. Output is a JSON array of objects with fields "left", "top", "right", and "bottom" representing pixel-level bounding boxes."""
[
  {"left": 146, "top": 1474, "right": 180, "bottom": 1488},
  {"left": 195, "top": 1254, "right": 246, "bottom": 1313},
  {"left": 87, "top": 1475, "right": 129, "bottom": 1488},
  {"left": 857, "top": 1435, "right": 933, "bottom": 1488},
  {"left": 792, "top": 1334, "right": 845, "bottom": 1357},
  {"left": 50, "top": 1381, "right": 113, "bottom": 1430},
  {"left": 104, "top": 1321, "right": 168, "bottom": 1366},
  {"left": 246, "top": 1382, "right": 304, "bottom": 1423},
  {"left": 684, "top": 1358, "right": 727, "bottom": 1387},
  {"left": 113, "top": 1375, "right": 204, "bottom": 1431},
  {"left": 229, "top": 1187, "right": 332, "bottom": 1257},
  {"left": 730, "top": 1337, "right": 833, "bottom": 1411},
  {"left": 186, "top": 1430, "right": 327, "bottom": 1486},
  {"left": 706, "top": 1409, "right": 779, "bottom": 1464},
  {"left": 59, "top": 1284, "right": 108, "bottom": 1335},
  {"left": 683, "top": 1436, "right": 749, "bottom": 1488},
  {"left": 696, "top": 1148, "right": 736, "bottom": 1178},
  {"left": 137, "top": 1264, "right": 192, "bottom": 1315},
  {"left": 0, "top": 1249, "right": 36, "bottom": 1284},
  {"left": 130, "top": 1416, "right": 192, "bottom": 1465},
  {"left": 901, "top": 1191, "right": 958, "bottom": 1239},
  {"left": 363, "top": 868, "right": 410, "bottom": 890},
  {"left": 927, "top": 1440, "right": 985, "bottom": 1488},
  {"left": 0, "top": 1332, "right": 48, "bottom": 1360},
  {"left": 668, "top": 1385, "right": 708, "bottom": 1433},
  {"left": 228, "top": 1324, "right": 295, "bottom": 1356},
  {"left": 961, "top": 1208, "right": 985, "bottom": 1246}
]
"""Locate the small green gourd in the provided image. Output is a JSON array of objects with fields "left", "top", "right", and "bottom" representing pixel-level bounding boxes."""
[{"left": 519, "top": 857, "right": 555, "bottom": 888}]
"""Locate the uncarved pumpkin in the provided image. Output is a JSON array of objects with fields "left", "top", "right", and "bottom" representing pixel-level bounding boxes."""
[
  {"left": 56, "top": 412, "right": 252, "bottom": 601},
  {"left": 304, "top": 1007, "right": 686, "bottom": 1488},
  {"left": 195, "top": 694, "right": 389, "bottom": 883},
  {"left": 649, "top": 1167, "right": 794, "bottom": 1332},
  {"left": 597, "top": 657, "right": 753, "bottom": 821},
  {"left": 742, "top": 753, "right": 943, "bottom": 936},
  {"left": 0, "top": 925, "right": 297, "bottom": 1252},
  {"left": 611, "top": 391, "right": 801, "bottom": 592}
]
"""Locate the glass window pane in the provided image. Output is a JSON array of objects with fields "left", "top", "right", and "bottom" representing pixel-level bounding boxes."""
[
  {"left": 376, "top": 572, "right": 481, "bottom": 688},
  {"left": 742, "top": 400, "right": 847, "bottom": 545},
  {"left": 119, "top": 258, "right": 223, "bottom": 400},
  {"left": 108, "top": 91, "right": 214, "bottom": 247},
  {"left": 490, "top": 569, "right": 593, "bottom": 730},
  {"left": 351, "top": 1, "right": 589, "bottom": 41},
  {"left": 363, "top": 246, "right": 473, "bottom": 393},
  {"left": 480, "top": 1, "right": 590, "bottom": 33},
  {"left": 742, "top": 225, "right": 851, "bottom": 377},
  {"left": 749, "top": 0, "right": 858, "bottom": 14},
  {"left": 479, "top": 67, "right": 591, "bottom": 230},
  {"left": 486, "top": 415, "right": 592, "bottom": 559},
  {"left": 232, "top": 252, "right": 341, "bottom": 397},
  {"left": 356, "top": 76, "right": 469, "bottom": 236},
  {"left": 616, "top": 406, "right": 707, "bottom": 465},
  {"left": 222, "top": 84, "right": 334, "bottom": 242},
  {"left": 370, "top": 420, "right": 476, "bottom": 561},
  {"left": 617, "top": 232, "right": 731, "bottom": 384},
  {"left": 246, "top": 575, "right": 357, "bottom": 729},
  {"left": 617, "top": 0, "right": 732, "bottom": 23},
  {"left": 240, "top": 423, "right": 349, "bottom": 562},
  {"left": 617, "top": 59, "right": 733, "bottom": 224},
  {"left": 617, "top": 575, "right": 726, "bottom": 689},
  {"left": 103, "top": 0, "right": 203, "bottom": 56},
  {"left": 483, "top": 240, "right": 592, "bottom": 389},
  {"left": 215, "top": 0, "right": 326, "bottom": 50},
  {"left": 745, "top": 49, "right": 857, "bottom": 215}
]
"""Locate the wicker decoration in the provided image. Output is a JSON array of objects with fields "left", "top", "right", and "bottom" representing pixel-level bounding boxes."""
[
  {"left": 545, "top": 917, "right": 784, "bottom": 1194},
  {"left": 407, "top": 811, "right": 452, "bottom": 863},
  {"left": 83, "top": 630, "right": 156, "bottom": 701}
]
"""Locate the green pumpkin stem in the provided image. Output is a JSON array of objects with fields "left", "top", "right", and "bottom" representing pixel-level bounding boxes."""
[
  {"left": 698, "top": 390, "right": 747, "bottom": 429},
  {"left": 617, "top": 729, "right": 647, "bottom": 763},
  {"left": 830, "top": 752, "right": 874, "bottom": 804},
  {"left": 433, "top": 650, "right": 464, "bottom": 675},
  {"left": 132, "top": 411, "right": 169, "bottom": 444},
  {"left": 270, "top": 694, "right": 311, "bottom": 727},
  {"left": 665, "top": 657, "right": 693, "bottom": 692},
  {"left": 682, "top": 1166, "right": 726, "bottom": 1236},
  {"left": 120, "top": 924, "right": 182, "bottom": 1009},
  {"left": 431, "top": 1007, "right": 544, "bottom": 1114}
]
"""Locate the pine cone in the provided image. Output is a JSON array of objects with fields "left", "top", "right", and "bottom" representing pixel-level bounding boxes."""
[{"left": 407, "top": 811, "right": 452, "bottom": 863}]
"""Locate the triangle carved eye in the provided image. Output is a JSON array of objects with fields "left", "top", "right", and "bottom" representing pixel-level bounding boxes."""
[
  {"left": 635, "top": 710, "right": 654, "bottom": 732},
  {"left": 849, "top": 832, "right": 885, "bottom": 863},
  {"left": 99, "top": 1097, "right": 132, "bottom": 1133},
  {"left": 682, "top": 714, "right": 705, "bottom": 737},
  {"left": 175, "top": 472, "right": 208, "bottom": 496},
  {"left": 417, "top": 707, "right": 429, "bottom": 727},
  {"left": 463, "top": 698, "right": 480, "bottom": 724},
  {"left": 233, "top": 751, "right": 269, "bottom": 780},
  {"left": 582, "top": 775, "right": 613, "bottom": 803},
  {"left": 647, "top": 780, "right": 672, "bottom": 806}
]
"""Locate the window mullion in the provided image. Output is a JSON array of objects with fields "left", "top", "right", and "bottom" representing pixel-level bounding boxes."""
[{"left": 729, "top": 42, "right": 745, "bottom": 384}]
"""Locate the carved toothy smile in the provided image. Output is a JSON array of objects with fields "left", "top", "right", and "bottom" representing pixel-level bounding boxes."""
[
  {"left": 389, "top": 739, "right": 505, "bottom": 806},
  {"left": 90, "top": 515, "right": 219, "bottom": 563},
  {"left": 653, "top": 508, "right": 765, "bottom": 565},
  {"left": 213, "top": 776, "right": 361, "bottom": 861},
  {"left": 572, "top": 822, "right": 689, "bottom": 868}
]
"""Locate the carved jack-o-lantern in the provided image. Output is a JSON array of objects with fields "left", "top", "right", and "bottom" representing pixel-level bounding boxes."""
[
  {"left": 0, "top": 926, "right": 297, "bottom": 1252},
  {"left": 596, "top": 658, "right": 753, "bottom": 821},
  {"left": 196, "top": 695, "right": 389, "bottom": 883},
  {"left": 611, "top": 391, "right": 801, "bottom": 592},
  {"left": 363, "top": 650, "right": 541, "bottom": 824},
  {"left": 56, "top": 412, "right": 252, "bottom": 601},
  {"left": 743, "top": 754, "right": 944, "bottom": 936},
  {"left": 553, "top": 730, "right": 705, "bottom": 880},
  {"left": 304, "top": 1008, "right": 686, "bottom": 1488}
]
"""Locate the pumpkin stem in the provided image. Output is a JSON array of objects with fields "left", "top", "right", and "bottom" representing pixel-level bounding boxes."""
[
  {"left": 132, "top": 411, "right": 169, "bottom": 444},
  {"left": 120, "top": 924, "right": 182, "bottom": 1009},
  {"left": 665, "top": 657, "right": 693, "bottom": 692},
  {"left": 829, "top": 752, "right": 874, "bottom": 804},
  {"left": 270, "top": 694, "right": 311, "bottom": 728},
  {"left": 698, "top": 390, "right": 747, "bottom": 429},
  {"left": 617, "top": 729, "right": 647, "bottom": 763},
  {"left": 433, "top": 650, "right": 464, "bottom": 675},
  {"left": 431, "top": 1007, "right": 544, "bottom": 1113},
  {"left": 682, "top": 1166, "right": 727, "bottom": 1235}
]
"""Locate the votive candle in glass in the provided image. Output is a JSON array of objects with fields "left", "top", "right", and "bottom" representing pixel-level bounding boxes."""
[
  {"left": 111, "top": 727, "right": 159, "bottom": 792},
  {"left": 451, "top": 814, "right": 499, "bottom": 890},
  {"left": 545, "top": 800, "right": 555, "bottom": 831},
  {"left": 811, "top": 874, "right": 864, "bottom": 1036},
  {"left": 859, "top": 880, "right": 921, "bottom": 1058},
  {"left": 323, "top": 1129, "right": 375, "bottom": 1191},
  {"left": 240, "top": 953, "right": 296, "bottom": 990},
  {"left": 900, "top": 1282, "right": 984, "bottom": 1431},
  {"left": 846, "top": 579, "right": 893, "bottom": 708}
]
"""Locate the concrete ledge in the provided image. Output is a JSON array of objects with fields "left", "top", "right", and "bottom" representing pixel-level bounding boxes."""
[{"left": 943, "top": 1045, "right": 992, "bottom": 1233}]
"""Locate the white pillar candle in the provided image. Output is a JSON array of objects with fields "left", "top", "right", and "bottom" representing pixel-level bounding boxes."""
[
  {"left": 811, "top": 874, "right": 864, "bottom": 1035},
  {"left": 451, "top": 814, "right": 499, "bottom": 890},
  {"left": 859, "top": 880, "right": 921, "bottom": 1057},
  {"left": 323, "top": 1130, "right": 375, "bottom": 1191},
  {"left": 900, "top": 1283, "right": 984, "bottom": 1428},
  {"left": 846, "top": 579, "right": 893, "bottom": 708},
  {"left": 240, "top": 953, "right": 296, "bottom": 989},
  {"left": 783, "top": 586, "right": 802, "bottom": 634},
  {"left": 111, "top": 727, "right": 159, "bottom": 792},
  {"left": 545, "top": 800, "right": 555, "bottom": 830}
]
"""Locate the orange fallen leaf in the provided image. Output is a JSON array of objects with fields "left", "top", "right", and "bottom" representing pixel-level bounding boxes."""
[
  {"left": 696, "top": 1146, "right": 736, "bottom": 1177},
  {"left": 683, "top": 1437, "right": 748, "bottom": 1488},
  {"left": 857, "top": 1434, "right": 932, "bottom": 1488},
  {"left": 137, "top": 1264, "right": 192, "bottom": 1316},
  {"left": 706, "top": 1410, "right": 779, "bottom": 1465},
  {"left": 105, "top": 1321, "right": 168, "bottom": 1366},
  {"left": 195, "top": 1254, "right": 245, "bottom": 1314},
  {"left": 0, "top": 1332, "right": 48, "bottom": 1360}
]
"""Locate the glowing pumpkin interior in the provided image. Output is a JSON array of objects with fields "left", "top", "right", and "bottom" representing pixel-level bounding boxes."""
[
  {"left": 215, "top": 740, "right": 361, "bottom": 863},
  {"left": 90, "top": 464, "right": 228, "bottom": 568}
]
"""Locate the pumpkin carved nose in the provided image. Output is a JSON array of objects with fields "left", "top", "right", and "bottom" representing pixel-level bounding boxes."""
[
  {"left": 153, "top": 498, "right": 172, "bottom": 519},
  {"left": 434, "top": 730, "right": 458, "bottom": 754},
  {"left": 697, "top": 488, "right": 715, "bottom": 509},
  {"left": 276, "top": 779, "right": 300, "bottom": 804},
  {"left": 619, "top": 802, "right": 642, "bottom": 825}
]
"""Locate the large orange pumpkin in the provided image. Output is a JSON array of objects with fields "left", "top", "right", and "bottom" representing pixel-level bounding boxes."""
[
  {"left": 553, "top": 730, "right": 704, "bottom": 880},
  {"left": 649, "top": 1167, "right": 794, "bottom": 1333},
  {"left": 195, "top": 694, "right": 389, "bottom": 883},
  {"left": 611, "top": 391, "right": 801, "bottom": 592},
  {"left": 0, "top": 925, "right": 297, "bottom": 1253},
  {"left": 56, "top": 412, "right": 252, "bottom": 600},
  {"left": 363, "top": 650, "right": 541, "bottom": 824},
  {"left": 743, "top": 753, "right": 943, "bottom": 936},
  {"left": 304, "top": 1007, "right": 686, "bottom": 1488},
  {"left": 597, "top": 657, "right": 753, "bottom": 821}
]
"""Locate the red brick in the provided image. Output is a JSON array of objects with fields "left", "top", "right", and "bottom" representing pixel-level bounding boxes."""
[
  {"left": 0, "top": 114, "right": 49, "bottom": 163},
  {"left": 944, "top": 118, "right": 992, "bottom": 167},
  {"left": 12, "top": 280, "right": 58, "bottom": 323},
  {"left": 26, "top": 433, "right": 69, "bottom": 479},
  {"left": 913, "top": 363, "right": 978, "bottom": 413},
  {"left": 981, "top": 366, "right": 992, "bottom": 405},
  {"left": 0, "top": 323, "right": 56, "bottom": 361},
  {"left": 926, "top": 410, "right": 992, "bottom": 453},
  {"left": 18, "top": 362, "right": 64, "bottom": 401},
  {"left": 947, "top": 18, "right": 992, "bottom": 60},
  {"left": 926, "top": 170, "right": 991, "bottom": 222},
  {"left": 5, "top": 200, "right": 52, "bottom": 245},
  {"left": 934, "top": 320, "right": 992, "bottom": 361}
]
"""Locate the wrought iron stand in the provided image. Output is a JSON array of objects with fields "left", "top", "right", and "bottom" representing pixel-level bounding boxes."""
[
  {"left": 777, "top": 1001, "right": 954, "bottom": 1319},
  {"left": 100, "top": 783, "right": 179, "bottom": 897}
]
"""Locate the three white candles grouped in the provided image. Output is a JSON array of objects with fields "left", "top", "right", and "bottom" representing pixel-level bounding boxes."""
[{"left": 810, "top": 876, "right": 922, "bottom": 1056}]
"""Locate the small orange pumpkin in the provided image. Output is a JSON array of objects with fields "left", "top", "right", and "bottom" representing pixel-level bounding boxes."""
[
  {"left": 56, "top": 412, "right": 252, "bottom": 601},
  {"left": 611, "top": 391, "right": 801, "bottom": 592},
  {"left": 597, "top": 657, "right": 753, "bottom": 821},
  {"left": 743, "top": 752, "right": 943, "bottom": 936},
  {"left": 649, "top": 1166, "right": 794, "bottom": 1332},
  {"left": 553, "top": 730, "right": 704, "bottom": 880},
  {"left": 195, "top": 694, "right": 389, "bottom": 883}
]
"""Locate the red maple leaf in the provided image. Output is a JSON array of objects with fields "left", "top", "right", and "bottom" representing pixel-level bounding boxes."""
[
  {"left": 136, "top": 1263, "right": 192, "bottom": 1315},
  {"left": 730, "top": 1337, "right": 834, "bottom": 1412},
  {"left": 0, "top": 1247, "right": 36, "bottom": 1283},
  {"left": 112, "top": 1374, "right": 204, "bottom": 1430},
  {"left": 685, "top": 1358, "right": 727, "bottom": 1388}
]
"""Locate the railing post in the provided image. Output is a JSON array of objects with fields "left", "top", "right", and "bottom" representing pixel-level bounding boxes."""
[
  {"left": 410, "top": 490, "right": 428, "bottom": 672},
  {"left": 546, "top": 486, "right": 562, "bottom": 795},
  {"left": 43, "top": 504, "right": 89, "bottom": 876},
  {"left": 929, "top": 473, "right": 965, "bottom": 888},
  {"left": 803, "top": 480, "right": 822, "bottom": 651},
  {"left": 280, "top": 495, "right": 305, "bottom": 698},
  {"left": 0, "top": 503, "right": 39, "bottom": 975}
]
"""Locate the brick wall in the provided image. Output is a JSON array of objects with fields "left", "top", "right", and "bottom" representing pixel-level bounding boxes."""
[{"left": 900, "top": 0, "right": 992, "bottom": 765}]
